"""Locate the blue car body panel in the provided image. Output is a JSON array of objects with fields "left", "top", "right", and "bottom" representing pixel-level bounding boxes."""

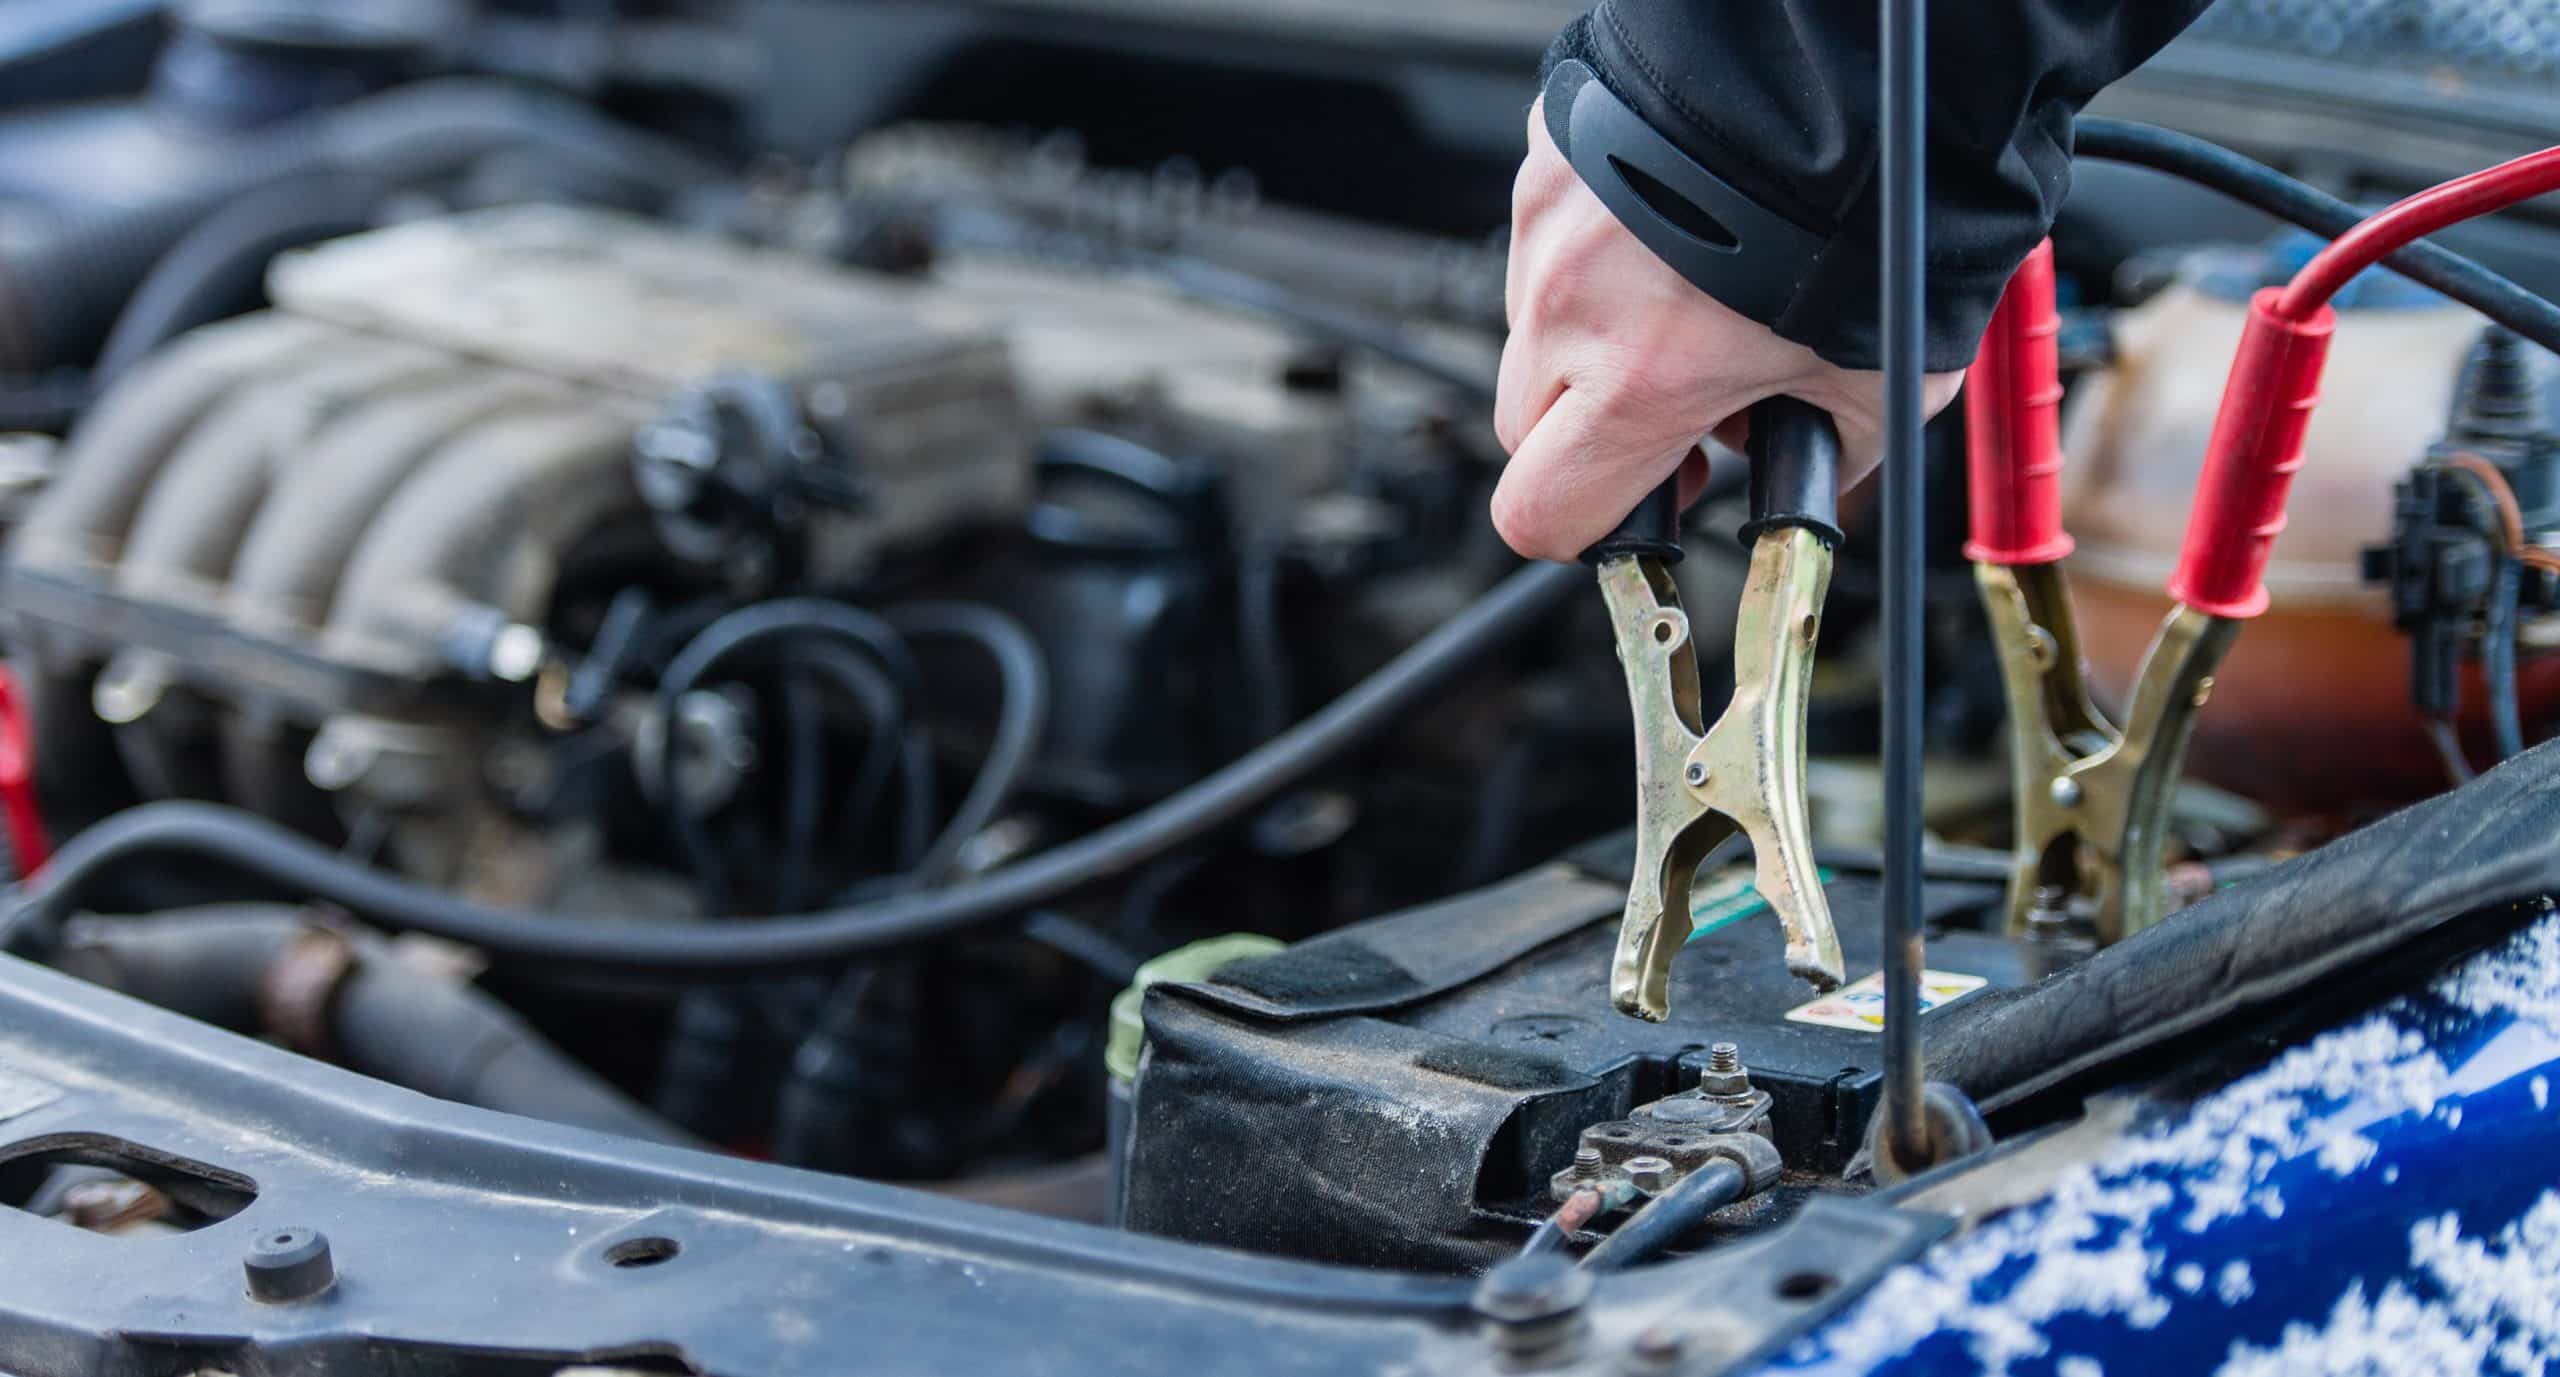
[{"left": 1780, "top": 909, "right": 2560, "bottom": 1377}]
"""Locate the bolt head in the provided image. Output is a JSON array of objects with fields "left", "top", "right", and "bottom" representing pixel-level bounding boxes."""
[
  {"left": 1684, "top": 762, "right": 1709, "bottom": 788},
  {"left": 1623, "top": 1155, "right": 1677, "bottom": 1194},
  {"left": 90, "top": 658, "right": 168, "bottom": 726},
  {"left": 2024, "top": 624, "right": 2059, "bottom": 670},
  {"left": 1630, "top": 1325, "right": 1690, "bottom": 1365},
  {"left": 2049, "top": 776, "right": 2083, "bottom": 808},
  {"left": 303, "top": 734, "right": 371, "bottom": 792},
  {"left": 487, "top": 623, "right": 546, "bottom": 683},
  {"left": 1696, "top": 1067, "right": 1752, "bottom": 1099},
  {"left": 633, "top": 416, "right": 719, "bottom": 475},
  {"left": 1472, "top": 1253, "right": 1593, "bottom": 1323}
]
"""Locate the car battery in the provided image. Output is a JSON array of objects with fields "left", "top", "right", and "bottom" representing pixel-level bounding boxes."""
[{"left": 1119, "top": 838, "right": 2023, "bottom": 1271}]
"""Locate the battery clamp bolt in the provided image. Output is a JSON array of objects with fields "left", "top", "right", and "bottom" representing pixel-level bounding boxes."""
[
  {"left": 1624, "top": 1325, "right": 1691, "bottom": 1374},
  {"left": 1696, "top": 1041, "right": 1754, "bottom": 1100},
  {"left": 1621, "top": 1155, "right": 1677, "bottom": 1194},
  {"left": 1473, "top": 1253, "right": 1593, "bottom": 1371}
]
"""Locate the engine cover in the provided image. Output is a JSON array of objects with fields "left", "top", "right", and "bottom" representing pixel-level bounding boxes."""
[{"left": 3, "top": 206, "right": 1027, "bottom": 887}]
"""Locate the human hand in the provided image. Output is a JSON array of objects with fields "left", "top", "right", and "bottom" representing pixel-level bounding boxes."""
[{"left": 1492, "top": 101, "right": 1964, "bottom": 562}]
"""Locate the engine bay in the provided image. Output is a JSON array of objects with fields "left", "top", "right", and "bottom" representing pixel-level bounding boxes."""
[{"left": 1, "top": 3, "right": 2559, "bottom": 1374}]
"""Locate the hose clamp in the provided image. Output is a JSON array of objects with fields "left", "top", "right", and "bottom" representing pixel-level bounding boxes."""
[{"left": 256, "top": 914, "right": 360, "bottom": 1060}]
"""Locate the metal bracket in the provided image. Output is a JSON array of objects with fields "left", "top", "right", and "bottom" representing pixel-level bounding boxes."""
[
  {"left": 0, "top": 952, "right": 1958, "bottom": 1377},
  {"left": 1573, "top": 1195, "right": 1953, "bottom": 1376}
]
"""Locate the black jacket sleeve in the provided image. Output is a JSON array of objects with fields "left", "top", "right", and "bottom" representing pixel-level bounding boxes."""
[{"left": 1545, "top": 1, "right": 2211, "bottom": 371}]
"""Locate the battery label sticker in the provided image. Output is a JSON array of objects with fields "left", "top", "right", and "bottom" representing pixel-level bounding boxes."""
[
  {"left": 1784, "top": 969, "right": 1989, "bottom": 1032},
  {"left": 1686, "top": 864, "right": 1836, "bottom": 943}
]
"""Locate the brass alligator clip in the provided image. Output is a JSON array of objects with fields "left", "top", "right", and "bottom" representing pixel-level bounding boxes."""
[
  {"left": 1599, "top": 527, "right": 1842, "bottom": 1020},
  {"left": 1978, "top": 564, "right": 2237, "bottom": 944},
  {"left": 1591, "top": 397, "right": 1847, "bottom": 1022}
]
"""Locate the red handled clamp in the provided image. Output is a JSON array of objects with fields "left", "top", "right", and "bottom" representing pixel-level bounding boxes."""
[
  {"left": 1970, "top": 241, "right": 2330, "bottom": 946},
  {"left": 0, "top": 666, "right": 50, "bottom": 877}
]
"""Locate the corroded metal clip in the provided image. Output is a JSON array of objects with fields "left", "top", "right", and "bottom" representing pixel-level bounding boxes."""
[
  {"left": 1599, "top": 524, "right": 1844, "bottom": 1021},
  {"left": 1981, "top": 564, "right": 2238, "bottom": 944},
  {"left": 1966, "top": 240, "right": 2253, "bottom": 947}
]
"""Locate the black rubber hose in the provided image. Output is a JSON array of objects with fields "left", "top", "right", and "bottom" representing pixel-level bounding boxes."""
[
  {"left": 1020, "top": 910, "right": 1141, "bottom": 984},
  {"left": 2427, "top": 714, "right": 2478, "bottom": 786},
  {"left": 307, "top": 79, "right": 723, "bottom": 195},
  {"left": 2487, "top": 556, "right": 2526, "bottom": 761},
  {"left": 1036, "top": 429, "right": 1198, "bottom": 511},
  {"left": 659, "top": 599, "right": 920, "bottom": 712},
  {"left": 2074, "top": 118, "right": 2560, "bottom": 356},
  {"left": 0, "top": 194, "right": 229, "bottom": 373},
  {"left": 91, "top": 171, "right": 384, "bottom": 384},
  {"left": 892, "top": 728, "right": 937, "bottom": 871},
  {"left": 1235, "top": 538, "right": 1294, "bottom": 745},
  {"left": 756, "top": 640, "right": 916, "bottom": 907},
  {"left": 1456, "top": 735, "right": 1546, "bottom": 890},
  {"left": 1577, "top": 1161, "right": 1747, "bottom": 1272},
  {"left": 766, "top": 599, "right": 1061, "bottom": 1169},
  {"left": 8, "top": 561, "right": 1585, "bottom": 978},
  {"left": 790, "top": 641, "right": 911, "bottom": 865},
  {"left": 50, "top": 905, "right": 701, "bottom": 1148},
  {"left": 775, "top": 667, "right": 825, "bottom": 911},
  {"left": 0, "top": 79, "right": 720, "bottom": 373},
  {"left": 770, "top": 964, "right": 894, "bottom": 1170},
  {"left": 0, "top": 369, "right": 87, "bottom": 431},
  {"left": 883, "top": 602, "right": 1050, "bottom": 887},
  {"left": 653, "top": 599, "right": 920, "bottom": 910},
  {"left": 1158, "top": 257, "right": 1497, "bottom": 402},
  {"left": 1026, "top": 429, "right": 1211, "bottom": 557}
]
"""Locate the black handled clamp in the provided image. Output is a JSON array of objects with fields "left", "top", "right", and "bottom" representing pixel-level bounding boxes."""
[{"left": 1584, "top": 398, "right": 1846, "bottom": 1021}]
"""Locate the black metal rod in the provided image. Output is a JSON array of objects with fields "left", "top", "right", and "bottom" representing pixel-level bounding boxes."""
[{"left": 1878, "top": 0, "right": 1930, "bottom": 1167}]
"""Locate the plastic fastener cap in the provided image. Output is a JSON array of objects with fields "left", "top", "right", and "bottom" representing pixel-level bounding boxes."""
[{"left": 244, "top": 1225, "right": 335, "bottom": 1302}]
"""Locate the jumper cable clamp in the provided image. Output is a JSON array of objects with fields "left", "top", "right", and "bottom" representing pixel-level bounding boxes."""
[{"left": 1589, "top": 397, "right": 1847, "bottom": 1021}]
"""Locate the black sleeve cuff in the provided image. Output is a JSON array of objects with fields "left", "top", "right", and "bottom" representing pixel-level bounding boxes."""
[{"left": 1540, "top": 7, "right": 2031, "bottom": 373}]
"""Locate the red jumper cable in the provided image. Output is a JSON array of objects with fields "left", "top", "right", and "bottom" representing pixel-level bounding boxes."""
[{"left": 1972, "top": 147, "right": 2560, "bottom": 948}]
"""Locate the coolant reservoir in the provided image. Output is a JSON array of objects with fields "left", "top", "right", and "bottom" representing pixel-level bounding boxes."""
[{"left": 2062, "top": 280, "right": 2560, "bottom": 812}]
